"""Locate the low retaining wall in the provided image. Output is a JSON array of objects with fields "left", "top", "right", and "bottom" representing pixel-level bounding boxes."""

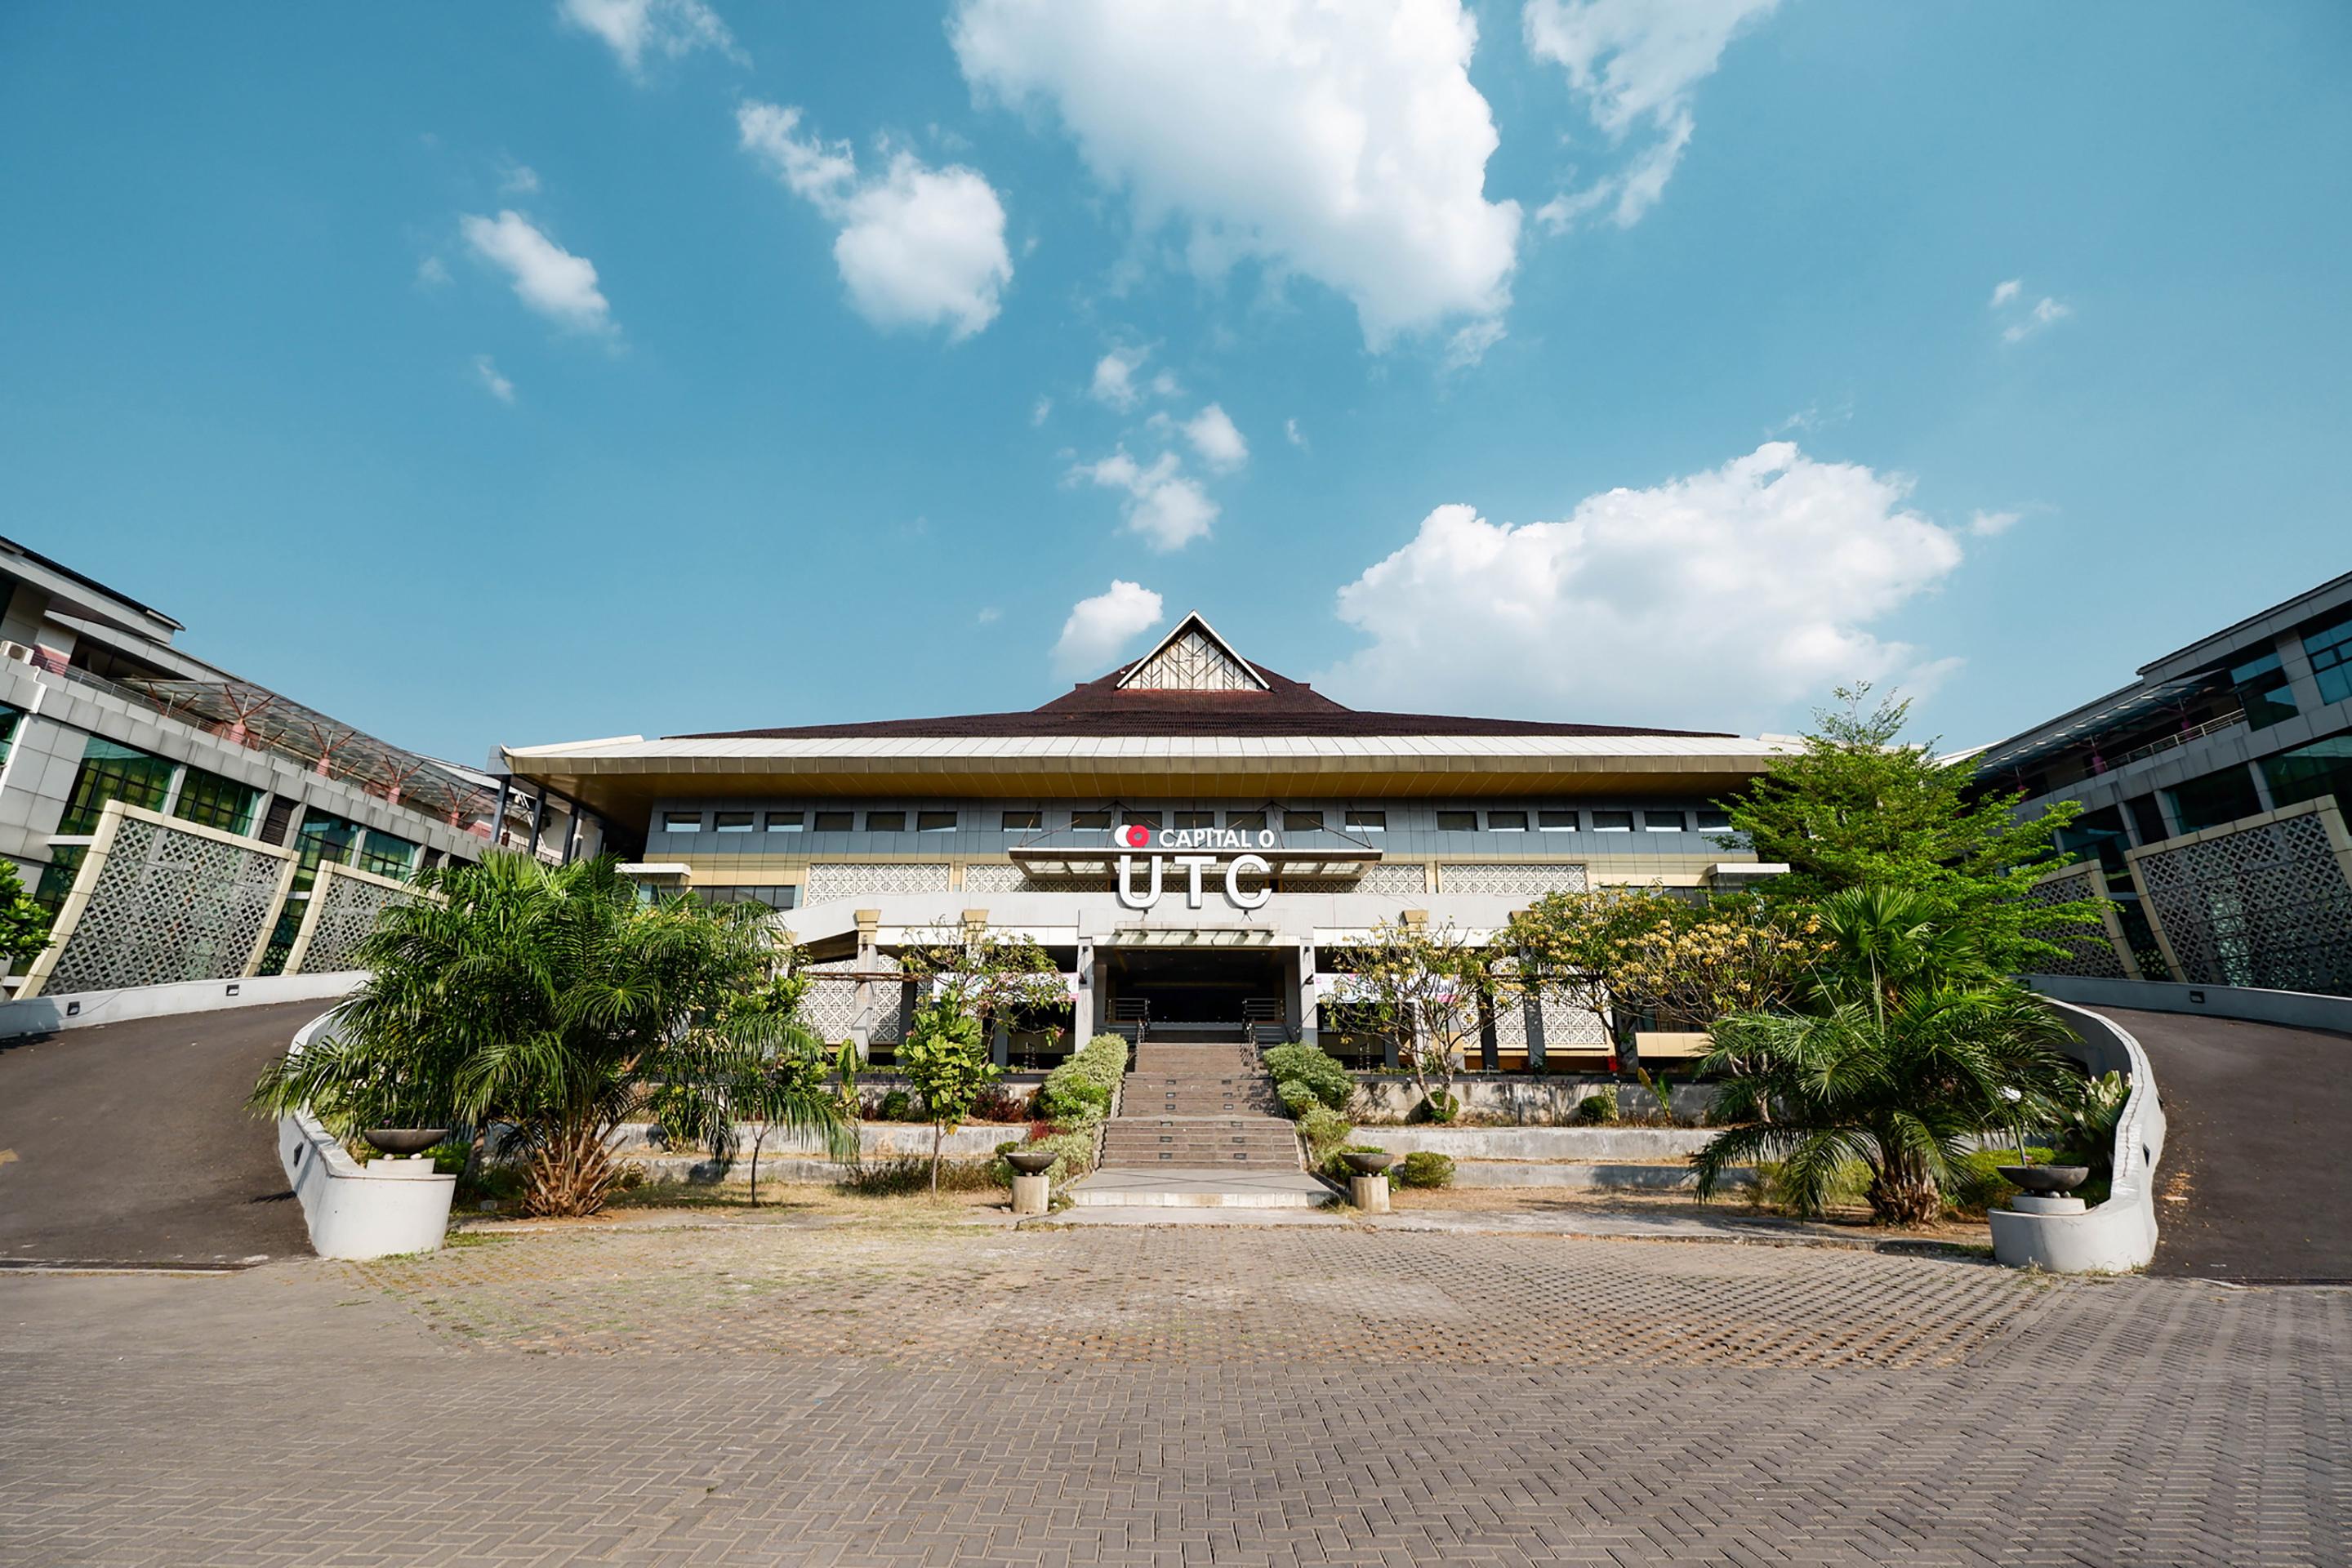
[
  {"left": 2026, "top": 974, "right": 2352, "bottom": 1037},
  {"left": 0, "top": 969, "right": 366, "bottom": 1040},
  {"left": 1990, "top": 999, "right": 2167, "bottom": 1274},
  {"left": 1350, "top": 1075, "right": 1717, "bottom": 1125},
  {"left": 1355, "top": 1125, "right": 1726, "bottom": 1191},
  {"left": 275, "top": 1009, "right": 457, "bottom": 1259},
  {"left": 606, "top": 1120, "right": 1028, "bottom": 1183}
]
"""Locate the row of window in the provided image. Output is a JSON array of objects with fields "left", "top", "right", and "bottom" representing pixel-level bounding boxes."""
[
  {"left": 660, "top": 805, "right": 1735, "bottom": 835},
  {"left": 2230, "top": 608, "right": 2352, "bottom": 731}
]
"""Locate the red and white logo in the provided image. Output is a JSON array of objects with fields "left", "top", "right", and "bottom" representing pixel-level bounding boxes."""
[{"left": 1122, "top": 823, "right": 1152, "bottom": 848}]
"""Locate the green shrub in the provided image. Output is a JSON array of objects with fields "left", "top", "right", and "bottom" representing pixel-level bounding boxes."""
[
  {"left": 1395, "top": 1150, "right": 1455, "bottom": 1188},
  {"left": 879, "top": 1089, "right": 914, "bottom": 1122},
  {"left": 1296, "top": 1103, "right": 1352, "bottom": 1164},
  {"left": 1036, "top": 1033, "right": 1128, "bottom": 1121},
  {"left": 1573, "top": 1089, "right": 1619, "bottom": 1125},
  {"left": 1320, "top": 1143, "right": 1390, "bottom": 1181},
  {"left": 1276, "top": 1080, "right": 1318, "bottom": 1118},
  {"left": 1409, "top": 1090, "right": 1460, "bottom": 1125},
  {"left": 1261, "top": 1043, "right": 1354, "bottom": 1111},
  {"left": 988, "top": 1125, "right": 1099, "bottom": 1184},
  {"left": 1944, "top": 1146, "right": 2060, "bottom": 1218},
  {"left": 840, "top": 1156, "right": 1001, "bottom": 1196}
]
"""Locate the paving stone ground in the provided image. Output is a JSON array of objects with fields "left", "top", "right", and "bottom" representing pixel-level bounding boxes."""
[{"left": 2, "top": 1218, "right": 2345, "bottom": 1566}]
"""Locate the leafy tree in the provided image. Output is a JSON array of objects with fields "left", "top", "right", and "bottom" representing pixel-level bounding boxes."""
[
  {"left": 1691, "top": 986, "right": 2080, "bottom": 1225},
  {"left": 896, "top": 996, "right": 998, "bottom": 1196},
  {"left": 1326, "top": 919, "right": 1496, "bottom": 1120},
  {"left": 1503, "top": 885, "right": 1691, "bottom": 1066},
  {"left": 1723, "top": 684, "right": 2100, "bottom": 973},
  {"left": 894, "top": 924, "right": 1071, "bottom": 1056},
  {"left": 0, "top": 859, "right": 55, "bottom": 970},
  {"left": 249, "top": 853, "right": 849, "bottom": 1217}
]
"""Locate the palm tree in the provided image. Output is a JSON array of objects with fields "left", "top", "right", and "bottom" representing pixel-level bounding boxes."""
[
  {"left": 251, "top": 853, "right": 852, "bottom": 1217},
  {"left": 1693, "top": 986, "right": 2078, "bottom": 1226},
  {"left": 1810, "top": 884, "right": 2001, "bottom": 1012}
]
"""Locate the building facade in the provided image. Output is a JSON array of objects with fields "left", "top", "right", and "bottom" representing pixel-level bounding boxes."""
[
  {"left": 501, "top": 613, "right": 1792, "bottom": 1067},
  {"left": 1972, "top": 570, "right": 2352, "bottom": 994}
]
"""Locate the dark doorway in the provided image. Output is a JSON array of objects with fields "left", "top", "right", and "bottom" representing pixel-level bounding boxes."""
[{"left": 1102, "top": 947, "right": 1287, "bottom": 1044}]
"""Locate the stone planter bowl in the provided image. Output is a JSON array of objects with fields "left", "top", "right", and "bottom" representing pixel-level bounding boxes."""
[
  {"left": 1341, "top": 1151, "right": 1396, "bottom": 1176},
  {"left": 1998, "top": 1164, "right": 2090, "bottom": 1196},
  {"left": 1005, "top": 1149, "right": 1058, "bottom": 1176},
  {"left": 364, "top": 1128, "right": 451, "bottom": 1156}
]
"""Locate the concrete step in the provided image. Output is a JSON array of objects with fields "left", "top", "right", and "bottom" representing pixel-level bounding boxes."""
[
  {"left": 1100, "top": 1117, "right": 1302, "bottom": 1169},
  {"left": 1134, "top": 1045, "right": 1260, "bottom": 1074},
  {"left": 1065, "top": 1167, "right": 1336, "bottom": 1209}
]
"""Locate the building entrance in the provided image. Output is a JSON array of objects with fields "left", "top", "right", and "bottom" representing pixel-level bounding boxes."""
[{"left": 1099, "top": 946, "right": 1290, "bottom": 1046}]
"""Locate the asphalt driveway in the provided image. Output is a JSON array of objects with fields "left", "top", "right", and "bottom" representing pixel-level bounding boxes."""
[{"left": 0, "top": 1000, "right": 326, "bottom": 1267}]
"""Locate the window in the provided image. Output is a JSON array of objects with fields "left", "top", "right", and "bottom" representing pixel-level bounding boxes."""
[
  {"left": 172, "top": 767, "right": 259, "bottom": 835},
  {"left": 1343, "top": 808, "right": 1385, "bottom": 831},
  {"left": 2261, "top": 730, "right": 2352, "bottom": 812},
  {"left": 1284, "top": 809, "right": 1323, "bottom": 832},
  {"left": 2229, "top": 650, "right": 2298, "bottom": 730},
  {"left": 2124, "top": 794, "right": 2167, "bottom": 845},
  {"left": 714, "top": 811, "right": 755, "bottom": 833},
  {"left": 358, "top": 830, "right": 417, "bottom": 879},
  {"left": 1225, "top": 810, "right": 1267, "bottom": 831},
  {"left": 2056, "top": 804, "right": 2133, "bottom": 879},
  {"left": 2166, "top": 766, "right": 2261, "bottom": 835},
  {"left": 1644, "top": 810, "right": 1686, "bottom": 832},
  {"left": 865, "top": 811, "right": 906, "bottom": 832},
  {"left": 662, "top": 810, "right": 702, "bottom": 833},
  {"left": 58, "top": 738, "right": 175, "bottom": 835},
  {"left": 1592, "top": 810, "right": 1634, "bottom": 832},
  {"left": 1487, "top": 810, "right": 1528, "bottom": 831},
  {"left": 702, "top": 884, "right": 800, "bottom": 911},
  {"left": 2303, "top": 612, "right": 2352, "bottom": 705},
  {"left": 1537, "top": 809, "right": 1578, "bottom": 831},
  {"left": 1435, "top": 809, "right": 1479, "bottom": 831},
  {"left": 1124, "top": 810, "right": 1162, "bottom": 831},
  {"left": 813, "top": 809, "right": 854, "bottom": 832},
  {"left": 33, "top": 844, "right": 87, "bottom": 911},
  {"left": 765, "top": 810, "right": 804, "bottom": 832},
  {"left": 1695, "top": 808, "right": 1733, "bottom": 831},
  {"left": 1174, "top": 811, "right": 1215, "bottom": 829},
  {"left": 916, "top": 810, "right": 957, "bottom": 832},
  {"left": 1000, "top": 809, "right": 1042, "bottom": 831},
  {"left": 0, "top": 706, "right": 18, "bottom": 768},
  {"left": 1071, "top": 808, "right": 1112, "bottom": 829}
]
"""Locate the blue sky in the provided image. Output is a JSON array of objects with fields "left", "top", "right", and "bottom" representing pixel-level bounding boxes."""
[{"left": 4, "top": 1, "right": 2347, "bottom": 767}]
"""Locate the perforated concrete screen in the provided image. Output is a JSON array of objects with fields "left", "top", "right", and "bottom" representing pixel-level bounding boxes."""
[
  {"left": 2020, "top": 866, "right": 2131, "bottom": 980},
  {"left": 803, "top": 862, "right": 952, "bottom": 904},
  {"left": 31, "top": 804, "right": 292, "bottom": 996},
  {"left": 1437, "top": 862, "right": 1591, "bottom": 897},
  {"left": 2133, "top": 804, "right": 2352, "bottom": 993}
]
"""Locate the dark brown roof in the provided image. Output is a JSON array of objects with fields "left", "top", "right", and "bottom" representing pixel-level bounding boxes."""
[{"left": 675, "top": 663, "right": 1734, "bottom": 742}]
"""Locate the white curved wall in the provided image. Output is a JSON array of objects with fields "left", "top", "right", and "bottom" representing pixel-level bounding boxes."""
[
  {"left": 1990, "top": 999, "right": 2167, "bottom": 1274},
  {"left": 275, "top": 1009, "right": 457, "bottom": 1259}
]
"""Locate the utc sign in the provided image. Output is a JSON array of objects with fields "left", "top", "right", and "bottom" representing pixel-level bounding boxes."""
[{"left": 1112, "top": 825, "right": 1278, "bottom": 911}]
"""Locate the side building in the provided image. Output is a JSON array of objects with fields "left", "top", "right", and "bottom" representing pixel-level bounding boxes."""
[
  {"left": 1971, "top": 568, "right": 2352, "bottom": 995},
  {"left": 501, "top": 612, "right": 1793, "bottom": 1069}
]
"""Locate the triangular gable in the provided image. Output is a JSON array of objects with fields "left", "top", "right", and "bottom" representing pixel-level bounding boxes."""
[{"left": 1115, "top": 612, "right": 1269, "bottom": 693}]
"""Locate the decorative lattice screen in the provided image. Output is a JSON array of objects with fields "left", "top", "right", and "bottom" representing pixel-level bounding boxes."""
[
  {"left": 29, "top": 805, "right": 292, "bottom": 997},
  {"left": 2132, "top": 806, "right": 2352, "bottom": 994},
  {"left": 958, "top": 862, "right": 1028, "bottom": 893},
  {"left": 801, "top": 954, "right": 911, "bottom": 1044},
  {"left": 1119, "top": 623, "right": 1262, "bottom": 692},
  {"left": 1354, "top": 862, "right": 1431, "bottom": 896},
  {"left": 284, "top": 862, "right": 421, "bottom": 975},
  {"left": 803, "top": 862, "right": 952, "bottom": 905},
  {"left": 2020, "top": 864, "right": 2130, "bottom": 980},
  {"left": 1437, "top": 862, "right": 1590, "bottom": 898}
]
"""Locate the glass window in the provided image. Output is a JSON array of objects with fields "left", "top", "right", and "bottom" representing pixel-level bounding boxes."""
[
  {"left": 662, "top": 811, "right": 702, "bottom": 833},
  {"left": 2055, "top": 804, "right": 2133, "bottom": 879},
  {"left": 172, "top": 766, "right": 259, "bottom": 835},
  {"left": 1000, "top": 809, "right": 1042, "bottom": 831},
  {"left": 1695, "top": 808, "right": 1733, "bottom": 831},
  {"left": 33, "top": 844, "right": 87, "bottom": 911},
  {"left": 2166, "top": 766, "right": 2261, "bottom": 834},
  {"left": 1174, "top": 810, "right": 1215, "bottom": 829},
  {"left": 1125, "top": 810, "right": 1162, "bottom": 831},
  {"left": 865, "top": 811, "right": 906, "bottom": 832},
  {"left": 0, "top": 706, "right": 18, "bottom": 767},
  {"left": 2260, "top": 730, "right": 2352, "bottom": 812},
  {"left": 1435, "top": 809, "right": 1479, "bottom": 831},
  {"left": 1644, "top": 810, "right": 1686, "bottom": 831},
  {"left": 714, "top": 811, "right": 755, "bottom": 832},
  {"left": 2229, "top": 650, "right": 2298, "bottom": 729},
  {"left": 1071, "top": 809, "right": 1112, "bottom": 829},
  {"left": 1344, "top": 808, "right": 1385, "bottom": 831},
  {"left": 1284, "top": 810, "right": 1323, "bottom": 832},
  {"left": 765, "top": 810, "right": 804, "bottom": 832},
  {"left": 1537, "top": 809, "right": 1578, "bottom": 831},
  {"left": 358, "top": 830, "right": 417, "bottom": 879},
  {"left": 1224, "top": 810, "right": 1266, "bottom": 831},
  {"left": 702, "top": 884, "right": 800, "bottom": 911},
  {"left": 58, "top": 738, "right": 175, "bottom": 835},
  {"left": 1592, "top": 810, "right": 1635, "bottom": 832},
  {"left": 2124, "top": 794, "right": 2167, "bottom": 845},
  {"left": 1487, "top": 810, "right": 1528, "bottom": 831},
  {"left": 2302, "top": 612, "right": 2352, "bottom": 706},
  {"left": 916, "top": 810, "right": 957, "bottom": 832},
  {"left": 813, "top": 810, "right": 855, "bottom": 832}
]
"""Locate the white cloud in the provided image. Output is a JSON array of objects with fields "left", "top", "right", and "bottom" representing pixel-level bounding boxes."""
[
  {"left": 1091, "top": 347, "right": 1145, "bottom": 409},
  {"left": 500, "top": 160, "right": 541, "bottom": 196},
  {"left": 1523, "top": 0, "right": 1776, "bottom": 229},
  {"left": 2002, "top": 295, "right": 2072, "bottom": 343},
  {"left": 952, "top": 0, "right": 1520, "bottom": 350},
  {"left": 1285, "top": 417, "right": 1307, "bottom": 450},
  {"left": 1968, "top": 509, "right": 2020, "bottom": 537},
  {"left": 1322, "top": 441, "right": 1966, "bottom": 729},
  {"left": 558, "top": 0, "right": 745, "bottom": 77},
  {"left": 977, "top": 605, "right": 1003, "bottom": 625},
  {"left": 1989, "top": 278, "right": 2022, "bottom": 308},
  {"left": 1031, "top": 396, "right": 1053, "bottom": 426},
  {"left": 738, "top": 102, "right": 1013, "bottom": 341},
  {"left": 1181, "top": 404, "right": 1249, "bottom": 472},
  {"left": 1442, "top": 315, "right": 1508, "bottom": 372},
  {"left": 460, "top": 211, "right": 613, "bottom": 332},
  {"left": 1054, "top": 579, "right": 1164, "bottom": 673},
  {"left": 415, "top": 255, "right": 452, "bottom": 288},
  {"left": 1076, "top": 450, "right": 1218, "bottom": 551},
  {"left": 473, "top": 354, "right": 516, "bottom": 403}
]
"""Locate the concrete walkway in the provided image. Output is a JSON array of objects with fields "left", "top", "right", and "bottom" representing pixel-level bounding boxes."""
[
  {"left": 1066, "top": 1166, "right": 1334, "bottom": 1207},
  {"left": 2109, "top": 1006, "right": 2352, "bottom": 1283},
  {"left": 0, "top": 1000, "right": 318, "bottom": 1268}
]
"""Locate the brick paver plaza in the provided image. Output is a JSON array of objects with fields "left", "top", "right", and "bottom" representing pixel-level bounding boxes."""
[{"left": 2, "top": 1217, "right": 2345, "bottom": 1566}]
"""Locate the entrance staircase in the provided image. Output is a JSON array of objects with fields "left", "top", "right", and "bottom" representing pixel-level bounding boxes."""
[{"left": 1068, "top": 1041, "right": 1334, "bottom": 1209}]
